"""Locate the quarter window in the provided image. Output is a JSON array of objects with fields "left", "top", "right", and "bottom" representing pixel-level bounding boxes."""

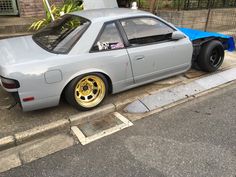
[
  {"left": 92, "top": 22, "right": 124, "bottom": 52},
  {"left": 121, "top": 17, "right": 174, "bottom": 46}
]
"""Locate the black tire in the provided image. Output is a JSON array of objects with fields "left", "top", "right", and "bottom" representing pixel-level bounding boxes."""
[
  {"left": 197, "top": 40, "right": 224, "bottom": 72},
  {"left": 65, "top": 73, "right": 108, "bottom": 111}
]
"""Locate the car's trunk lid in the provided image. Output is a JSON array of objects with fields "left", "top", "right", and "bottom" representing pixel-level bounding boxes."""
[{"left": 0, "top": 35, "right": 56, "bottom": 67}]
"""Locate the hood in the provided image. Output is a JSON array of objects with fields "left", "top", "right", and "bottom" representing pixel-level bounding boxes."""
[{"left": 0, "top": 35, "right": 56, "bottom": 67}]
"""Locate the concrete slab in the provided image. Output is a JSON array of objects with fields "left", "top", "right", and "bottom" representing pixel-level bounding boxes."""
[
  {"left": 78, "top": 114, "right": 123, "bottom": 137},
  {"left": 72, "top": 112, "right": 133, "bottom": 145}
]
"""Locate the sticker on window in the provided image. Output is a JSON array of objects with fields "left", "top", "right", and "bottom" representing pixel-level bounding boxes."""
[
  {"left": 97, "top": 41, "right": 109, "bottom": 50},
  {"left": 110, "top": 42, "right": 124, "bottom": 49}
]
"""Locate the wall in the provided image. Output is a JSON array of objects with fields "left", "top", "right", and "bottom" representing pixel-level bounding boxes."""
[
  {"left": 18, "top": 0, "right": 63, "bottom": 17},
  {"left": 156, "top": 8, "right": 236, "bottom": 33},
  {"left": 155, "top": 8, "right": 236, "bottom": 38}
]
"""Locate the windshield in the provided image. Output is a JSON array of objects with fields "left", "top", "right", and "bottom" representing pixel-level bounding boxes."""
[{"left": 33, "top": 15, "right": 90, "bottom": 54}]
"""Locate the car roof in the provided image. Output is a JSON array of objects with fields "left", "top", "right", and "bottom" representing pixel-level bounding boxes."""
[{"left": 71, "top": 8, "right": 154, "bottom": 23}]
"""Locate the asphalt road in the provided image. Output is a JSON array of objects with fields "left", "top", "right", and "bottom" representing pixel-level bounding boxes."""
[{"left": 1, "top": 83, "right": 236, "bottom": 177}]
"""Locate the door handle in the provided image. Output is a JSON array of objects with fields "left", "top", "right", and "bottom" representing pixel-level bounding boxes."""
[{"left": 135, "top": 55, "right": 145, "bottom": 61}]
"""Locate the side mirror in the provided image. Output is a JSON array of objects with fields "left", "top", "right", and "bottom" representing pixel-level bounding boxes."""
[{"left": 171, "top": 31, "right": 186, "bottom": 40}]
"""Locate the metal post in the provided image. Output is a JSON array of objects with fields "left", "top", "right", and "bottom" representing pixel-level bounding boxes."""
[
  {"left": 44, "top": 0, "right": 55, "bottom": 21},
  {"left": 187, "top": 0, "right": 190, "bottom": 9},
  {"left": 204, "top": 0, "right": 212, "bottom": 31},
  {"left": 178, "top": 0, "right": 180, "bottom": 11},
  {"left": 197, "top": 0, "right": 201, "bottom": 9}
]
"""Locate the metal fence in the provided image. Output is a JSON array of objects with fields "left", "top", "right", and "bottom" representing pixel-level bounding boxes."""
[{"left": 183, "top": 0, "right": 236, "bottom": 10}]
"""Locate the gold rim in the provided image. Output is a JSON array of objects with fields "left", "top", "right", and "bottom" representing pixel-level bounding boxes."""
[{"left": 74, "top": 75, "right": 106, "bottom": 108}]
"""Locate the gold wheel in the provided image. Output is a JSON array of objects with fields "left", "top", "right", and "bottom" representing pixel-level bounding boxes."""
[{"left": 74, "top": 75, "right": 106, "bottom": 108}]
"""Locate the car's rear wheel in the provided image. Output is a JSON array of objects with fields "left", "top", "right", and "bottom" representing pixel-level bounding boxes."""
[
  {"left": 65, "top": 73, "right": 108, "bottom": 111},
  {"left": 197, "top": 40, "right": 224, "bottom": 72}
]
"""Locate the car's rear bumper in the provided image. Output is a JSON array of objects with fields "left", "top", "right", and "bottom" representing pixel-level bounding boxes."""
[{"left": 20, "top": 95, "right": 60, "bottom": 112}]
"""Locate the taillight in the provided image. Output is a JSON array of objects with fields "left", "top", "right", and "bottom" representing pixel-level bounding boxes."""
[{"left": 1, "top": 77, "right": 20, "bottom": 89}]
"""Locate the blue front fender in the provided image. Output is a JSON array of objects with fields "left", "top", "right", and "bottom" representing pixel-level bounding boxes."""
[{"left": 178, "top": 27, "right": 235, "bottom": 52}]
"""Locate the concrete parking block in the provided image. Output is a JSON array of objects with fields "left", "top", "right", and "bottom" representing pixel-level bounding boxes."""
[
  {"left": 0, "top": 136, "right": 15, "bottom": 151},
  {"left": 15, "top": 119, "right": 70, "bottom": 145},
  {"left": 170, "top": 82, "right": 205, "bottom": 99},
  {"left": 140, "top": 91, "right": 177, "bottom": 111},
  {"left": 140, "top": 82, "right": 204, "bottom": 111},
  {"left": 217, "top": 68, "right": 236, "bottom": 82},
  {"left": 114, "top": 93, "right": 149, "bottom": 110},
  {"left": 19, "top": 134, "right": 75, "bottom": 164},
  {"left": 0, "top": 154, "right": 21, "bottom": 173},
  {"left": 125, "top": 68, "right": 236, "bottom": 113},
  {"left": 69, "top": 103, "right": 115, "bottom": 126},
  {"left": 195, "top": 74, "right": 226, "bottom": 89},
  {"left": 124, "top": 100, "right": 149, "bottom": 113}
]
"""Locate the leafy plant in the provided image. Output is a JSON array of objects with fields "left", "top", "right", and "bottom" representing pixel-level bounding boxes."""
[{"left": 30, "top": 0, "right": 83, "bottom": 31}]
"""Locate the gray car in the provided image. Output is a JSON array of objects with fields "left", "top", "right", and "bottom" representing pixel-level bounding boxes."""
[{"left": 0, "top": 8, "right": 230, "bottom": 111}]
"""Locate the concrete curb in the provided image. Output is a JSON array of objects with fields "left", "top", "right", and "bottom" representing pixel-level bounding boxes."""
[
  {"left": 15, "top": 119, "right": 70, "bottom": 145},
  {"left": 69, "top": 103, "right": 115, "bottom": 126},
  {"left": 0, "top": 136, "right": 15, "bottom": 151},
  {"left": 122, "top": 80, "right": 236, "bottom": 123},
  {"left": 125, "top": 68, "right": 236, "bottom": 113},
  {"left": 0, "top": 104, "right": 116, "bottom": 152}
]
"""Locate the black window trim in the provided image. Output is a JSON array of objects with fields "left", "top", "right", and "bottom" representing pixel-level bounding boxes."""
[
  {"left": 117, "top": 15, "right": 177, "bottom": 48},
  {"left": 32, "top": 14, "right": 91, "bottom": 55},
  {"left": 89, "top": 15, "right": 178, "bottom": 53},
  {"left": 89, "top": 21, "right": 127, "bottom": 53}
]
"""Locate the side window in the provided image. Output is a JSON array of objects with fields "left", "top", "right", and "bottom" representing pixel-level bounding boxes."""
[
  {"left": 121, "top": 17, "right": 175, "bottom": 46},
  {"left": 92, "top": 22, "right": 124, "bottom": 52}
]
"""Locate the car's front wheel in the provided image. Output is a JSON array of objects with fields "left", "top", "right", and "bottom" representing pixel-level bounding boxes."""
[
  {"left": 197, "top": 40, "right": 225, "bottom": 72},
  {"left": 65, "top": 73, "right": 108, "bottom": 111}
]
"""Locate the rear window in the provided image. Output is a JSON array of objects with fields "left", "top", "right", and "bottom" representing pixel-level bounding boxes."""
[{"left": 33, "top": 15, "right": 90, "bottom": 54}]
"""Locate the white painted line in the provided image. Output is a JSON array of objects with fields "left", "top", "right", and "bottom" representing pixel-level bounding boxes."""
[
  {"left": 113, "top": 112, "right": 133, "bottom": 126},
  {"left": 71, "top": 112, "right": 133, "bottom": 145},
  {"left": 71, "top": 126, "right": 86, "bottom": 143}
]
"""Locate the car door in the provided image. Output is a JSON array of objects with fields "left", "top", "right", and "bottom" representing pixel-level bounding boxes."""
[
  {"left": 119, "top": 17, "right": 193, "bottom": 83},
  {"left": 89, "top": 22, "right": 134, "bottom": 93}
]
